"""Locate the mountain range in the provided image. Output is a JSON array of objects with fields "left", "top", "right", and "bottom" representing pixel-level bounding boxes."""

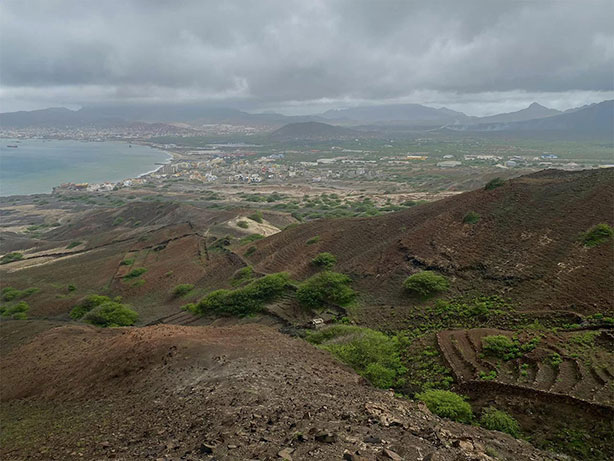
[{"left": 1, "top": 100, "right": 612, "bottom": 137}]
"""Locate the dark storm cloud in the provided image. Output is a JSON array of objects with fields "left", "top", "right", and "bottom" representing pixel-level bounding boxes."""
[{"left": 0, "top": 0, "right": 612, "bottom": 112}]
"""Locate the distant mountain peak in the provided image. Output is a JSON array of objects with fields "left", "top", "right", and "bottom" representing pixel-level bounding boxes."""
[{"left": 528, "top": 102, "right": 547, "bottom": 109}]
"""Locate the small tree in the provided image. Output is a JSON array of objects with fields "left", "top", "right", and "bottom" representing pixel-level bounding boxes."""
[
  {"left": 463, "top": 211, "right": 481, "bottom": 224},
  {"left": 416, "top": 389, "right": 473, "bottom": 423},
  {"left": 403, "top": 271, "right": 449, "bottom": 297}
]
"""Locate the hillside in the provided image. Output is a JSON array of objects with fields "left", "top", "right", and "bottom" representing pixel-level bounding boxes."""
[
  {"left": 477, "top": 102, "right": 561, "bottom": 124},
  {"left": 268, "top": 121, "right": 361, "bottom": 141},
  {"left": 246, "top": 168, "right": 614, "bottom": 319},
  {"left": 322, "top": 103, "right": 471, "bottom": 125}
]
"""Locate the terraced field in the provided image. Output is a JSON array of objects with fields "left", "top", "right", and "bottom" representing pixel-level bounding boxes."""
[{"left": 437, "top": 328, "right": 614, "bottom": 407}]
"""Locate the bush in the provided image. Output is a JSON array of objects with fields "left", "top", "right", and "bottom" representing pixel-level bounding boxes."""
[
  {"left": 480, "top": 407, "right": 520, "bottom": 437},
  {"left": 67, "top": 284, "right": 77, "bottom": 292},
  {"left": 484, "top": 177, "right": 505, "bottom": 190},
  {"left": 0, "top": 252, "right": 24, "bottom": 265},
  {"left": 463, "top": 211, "right": 481, "bottom": 224},
  {"left": 307, "top": 325, "right": 406, "bottom": 388},
  {"left": 248, "top": 211, "right": 263, "bottom": 223},
  {"left": 66, "top": 241, "right": 82, "bottom": 249},
  {"left": 237, "top": 220, "right": 249, "bottom": 229},
  {"left": 581, "top": 223, "right": 613, "bottom": 247},
  {"left": 120, "top": 258, "right": 134, "bottom": 266},
  {"left": 416, "top": 390, "right": 473, "bottom": 423},
  {"left": 0, "top": 301, "right": 30, "bottom": 319},
  {"left": 403, "top": 271, "right": 449, "bottom": 297},
  {"left": 173, "top": 284, "right": 194, "bottom": 297},
  {"left": 195, "top": 272, "right": 291, "bottom": 316},
  {"left": 240, "top": 234, "right": 264, "bottom": 245},
  {"left": 123, "top": 267, "right": 147, "bottom": 279},
  {"left": 70, "top": 294, "right": 112, "bottom": 319},
  {"left": 311, "top": 252, "right": 337, "bottom": 269},
  {"left": 306, "top": 236, "right": 320, "bottom": 245},
  {"left": 1, "top": 286, "right": 38, "bottom": 302},
  {"left": 82, "top": 301, "right": 139, "bottom": 327},
  {"left": 112, "top": 217, "right": 124, "bottom": 226},
  {"left": 296, "top": 271, "right": 355, "bottom": 308}
]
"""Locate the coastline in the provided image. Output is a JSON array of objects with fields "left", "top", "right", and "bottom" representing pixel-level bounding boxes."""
[{"left": 0, "top": 138, "right": 174, "bottom": 197}]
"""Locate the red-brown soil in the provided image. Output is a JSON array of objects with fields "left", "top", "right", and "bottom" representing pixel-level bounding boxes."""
[
  {"left": 0, "top": 321, "right": 561, "bottom": 460},
  {"left": 247, "top": 169, "right": 614, "bottom": 317}
]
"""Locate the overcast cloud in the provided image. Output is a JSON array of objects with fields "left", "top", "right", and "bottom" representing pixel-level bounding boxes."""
[{"left": 1, "top": 0, "right": 613, "bottom": 115}]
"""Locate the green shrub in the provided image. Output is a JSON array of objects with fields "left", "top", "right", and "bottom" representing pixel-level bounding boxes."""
[
  {"left": 237, "top": 220, "right": 249, "bottom": 229},
  {"left": 195, "top": 272, "right": 291, "bottom": 316},
  {"left": 112, "top": 217, "right": 124, "bottom": 226},
  {"left": 70, "top": 294, "right": 112, "bottom": 319},
  {"left": 306, "top": 236, "right": 320, "bottom": 245},
  {"left": 307, "top": 325, "right": 406, "bottom": 388},
  {"left": 581, "top": 223, "right": 613, "bottom": 247},
  {"left": 248, "top": 211, "right": 263, "bottom": 223},
  {"left": 311, "top": 252, "right": 337, "bottom": 269},
  {"left": 480, "top": 407, "right": 520, "bottom": 437},
  {"left": 296, "top": 271, "right": 355, "bottom": 308},
  {"left": 403, "top": 271, "right": 449, "bottom": 297},
  {"left": 463, "top": 211, "right": 481, "bottom": 224},
  {"left": 0, "top": 301, "right": 30, "bottom": 319},
  {"left": 1, "top": 286, "right": 38, "bottom": 302},
  {"left": 120, "top": 258, "right": 134, "bottom": 266},
  {"left": 549, "top": 352, "right": 563, "bottom": 367},
  {"left": 82, "top": 301, "right": 138, "bottom": 327},
  {"left": 479, "top": 370, "right": 498, "bottom": 381},
  {"left": 484, "top": 177, "right": 505, "bottom": 190},
  {"left": 67, "top": 284, "right": 77, "bottom": 292},
  {"left": 173, "top": 284, "right": 195, "bottom": 297},
  {"left": 416, "top": 390, "right": 473, "bottom": 423},
  {"left": 66, "top": 241, "right": 82, "bottom": 249},
  {"left": 123, "top": 267, "right": 147, "bottom": 279},
  {"left": 1, "top": 252, "right": 24, "bottom": 264}
]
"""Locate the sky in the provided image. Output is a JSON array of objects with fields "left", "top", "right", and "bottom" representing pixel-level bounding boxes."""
[{"left": 1, "top": 0, "right": 613, "bottom": 116}]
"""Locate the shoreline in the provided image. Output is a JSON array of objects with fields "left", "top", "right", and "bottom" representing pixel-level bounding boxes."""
[{"left": 0, "top": 138, "right": 174, "bottom": 198}]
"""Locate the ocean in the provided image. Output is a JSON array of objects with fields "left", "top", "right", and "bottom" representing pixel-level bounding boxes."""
[{"left": 0, "top": 139, "right": 170, "bottom": 196}]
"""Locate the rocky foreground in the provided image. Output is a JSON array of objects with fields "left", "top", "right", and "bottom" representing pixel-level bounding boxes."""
[{"left": 1, "top": 322, "right": 563, "bottom": 460}]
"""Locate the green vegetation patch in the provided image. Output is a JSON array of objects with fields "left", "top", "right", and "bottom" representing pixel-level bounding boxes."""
[
  {"left": 66, "top": 241, "right": 82, "bottom": 249},
  {"left": 481, "top": 334, "right": 540, "bottom": 361},
  {"left": 1, "top": 286, "right": 39, "bottom": 302},
  {"left": 311, "top": 252, "right": 337, "bottom": 269},
  {"left": 123, "top": 267, "right": 147, "bottom": 279},
  {"left": 240, "top": 234, "right": 264, "bottom": 245},
  {"left": 0, "top": 301, "right": 30, "bottom": 319},
  {"left": 194, "top": 272, "right": 291, "bottom": 316},
  {"left": 172, "top": 284, "right": 195, "bottom": 297},
  {"left": 416, "top": 389, "right": 473, "bottom": 423},
  {"left": 232, "top": 266, "right": 254, "bottom": 287},
  {"left": 82, "top": 301, "right": 139, "bottom": 327},
  {"left": 480, "top": 407, "right": 520, "bottom": 437},
  {"left": 463, "top": 211, "right": 481, "bottom": 224},
  {"left": 307, "top": 325, "right": 406, "bottom": 389},
  {"left": 70, "top": 294, "right": 114, "bottom": 319},
  {"left": 296, "top": 271, "right": 355, "bottom": 308},
  {"left": 119, "top": 258, "right": 134, "bottom": 266},
  {"left": 237, "top": 220, "right": 249, "bottom": 229},
  {"left": 0, "top": 252, "right": 24, "bottom": 265},
  {"left": 306, "top": 236, "right": 320, "bottom": 245},
  {"left": 580, "top": 223, "right": 613, "bottom": 247},
  {"left": 403, "top": 271, "right": 449, "bottom": 297},
  {"left": 248, "top": 211, "right": 263, "bottom": 223}
]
